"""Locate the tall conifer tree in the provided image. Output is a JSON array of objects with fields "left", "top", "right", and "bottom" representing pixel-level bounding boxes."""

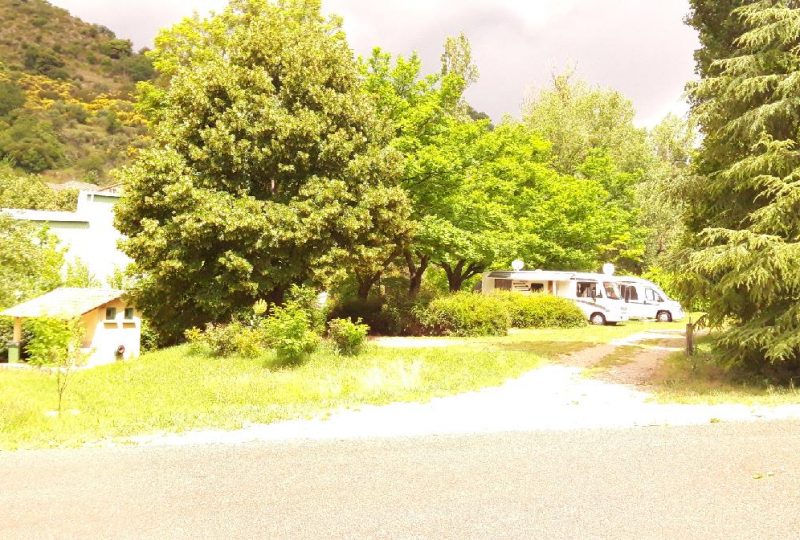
[{"left": 684, "top": 0, "right": 800, "bottom": 375}]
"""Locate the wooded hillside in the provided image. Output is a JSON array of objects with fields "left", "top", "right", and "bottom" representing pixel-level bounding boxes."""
[{"left": 0, "top": 0, "right": 152, "bottom": 183}]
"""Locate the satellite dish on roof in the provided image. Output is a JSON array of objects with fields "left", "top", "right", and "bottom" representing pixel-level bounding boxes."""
[
  {"left": 511, "top": 259, "right": 525, "bottom": 271},
  {"left": 602, "top": 263, "right": 616, "bottom": 276}
]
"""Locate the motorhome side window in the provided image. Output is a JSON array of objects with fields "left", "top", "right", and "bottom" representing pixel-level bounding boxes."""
[
  {"left": 495, "top": 279, "right": 512, "bottom": 291},
  {"left": 603, "top": 282, "right": 620, "bottom": 300},
  {"left": 577, "top": 282, "right": 599, "bottom": 298},
  {"left": 645, "top": 288, "right": 662, "bottom": 302},
  {"left": 626, "top": 286, "right": 639, "bottom": 301}
]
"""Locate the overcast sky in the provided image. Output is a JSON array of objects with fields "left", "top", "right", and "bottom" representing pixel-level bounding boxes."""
[{"left": 49, "top": 0, "right": 699, "bottom": 127}]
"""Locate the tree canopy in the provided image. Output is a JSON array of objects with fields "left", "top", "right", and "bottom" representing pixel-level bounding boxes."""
[{"left": 116, "top": 0, "right": 411, "bottom": 340}]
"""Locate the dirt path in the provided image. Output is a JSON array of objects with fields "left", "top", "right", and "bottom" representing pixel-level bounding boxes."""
[
  {"left": 592, "top": 330, "right": 686, "bottom": 386},
  {"left": 130, "top": 328, "right": 800, "bottom": 447}
]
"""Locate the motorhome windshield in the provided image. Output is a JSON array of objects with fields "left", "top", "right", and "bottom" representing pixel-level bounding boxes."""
[{"left": 603, "top": 282, "right": 621, "bottom": 300}]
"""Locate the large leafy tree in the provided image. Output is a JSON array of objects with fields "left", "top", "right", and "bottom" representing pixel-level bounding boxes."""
[
  {"left": 116, "top": 0, "right": 411, "bottom": 340},
  {"left": 523, "top": 71, "right": 652, "bottom": 177},
  {"left": 637, "top": 114, "right": 697, "bottom": 267},
  {"left": 682, "top": 0, "right": 800, "bottom": 375},
  {"left": 361, "top": 42, "right": 479, "bottom": 295},
  {"left": 522, "top": 73, "right": 651, "bottom": 271}
]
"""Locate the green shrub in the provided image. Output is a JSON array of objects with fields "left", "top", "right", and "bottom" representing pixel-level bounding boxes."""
[
  {"left": 139, "top": 317, "right": 160, "bottom": 353},
  {"left": 496, "top": 292, "right": 586, "bottom": 329},
  {"left": 329, "top": 296, "right": 390, "bottom": 334},
  {"left": 262, "top": 303, "right": 320, "bottom": 363},
  {"left": 328, "top": 281, "right": 432, "bottom": 336},
  {"left": 419, "top": 292, "right": 509, "bottom": 337},
  {"left": 0, "top": 80, "right": 25, "bottom": 117},
  {"left": 184, "top": 321, "right": 263, "bottom": 358},
  {"left": 0, "top": 114, "right": 64, "bottom": 172},
  {"left": 328, "top": 318, "right": 369, "bottom": 356},
  {"left": 285, "top": 284, "right": 326, "bottom": 334}
]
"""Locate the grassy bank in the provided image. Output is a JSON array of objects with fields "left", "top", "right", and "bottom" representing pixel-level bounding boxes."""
[
  {"left": 0, "top": 320, "right": 677, "bottom": 449},
  {"left": 653, "top": 344, "right": 800, "bottom": 406}
]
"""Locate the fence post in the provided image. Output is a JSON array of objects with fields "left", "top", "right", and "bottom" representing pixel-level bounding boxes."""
[{"left": 686, "top": 322, "right": 694, "bottom": 357}]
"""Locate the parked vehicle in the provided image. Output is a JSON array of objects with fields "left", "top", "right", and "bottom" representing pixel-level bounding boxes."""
[
  {"left": 480, "top": 270, "right": 629, "bottom": 325},
  {"left": 615, "top": 277, "right": 684, "bottom": 322}
]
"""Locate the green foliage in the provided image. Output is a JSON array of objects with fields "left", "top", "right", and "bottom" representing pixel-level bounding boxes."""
[
  {"left": 682, "top": 0, "right": 800, "bottom": 377},
  {"left": 25, "top": 317, "right": 80, "bottom": 365},
  {"left": 327, "top": 318, "right": 369, "bottom": 356},
  {"left": 117, "top": 0, "right": 411, "bottom": 341},
  {"left": 0, "top": 0, "right": 154, "bottom": 181},
  {"left": 23, "top": 45, "right": 66, "bottom": 78},
  {"left": 120, "top": 54, "right": 154, "bottom": 82},
  {"left": 495, "top": 292, "right": 587, "bottom": 329},
  {"left": 262, "top": 302, "right": 320, "bottom": 363},
  {"left": 25, "top": 317, "right": 86, "bottom": 413},
  {"left": 0, "top": 214, "right": 64, "bottom": 310},
  {"left": 64, "top": 259, "right": 101, "bottom": 288},
  {"left": 420, "top": 292, "right": 509, "bottom": 337},
  {"left": 0, "top": 113, "right": 64, "bottom": 172},
  {"left": 99, "top": 38, "right": 132, "bottom": 59},
  {"left": 185, "top": 321, "right": 263, "bottom": 358},
  {"left": 0, "top": 80, "right": 24, "bottom": 116},
  {"left": 0, "top": 163, "right": 77, "bottom": 210},
  {"left": 523, "top": 70, "right": 652, "bottom": 177},
  {"left": 139, "top": 317, "right": 160, "bottom": 353},
  {"left": 285, "top": 284, "right": 326, "bottom": 334}
]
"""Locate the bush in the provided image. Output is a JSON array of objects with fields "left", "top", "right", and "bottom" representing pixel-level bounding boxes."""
[
  {"left": 139, "top": 317, "right": 160, "bottom": 353},
  {"left": 0, "top": 114, "right": 64, "bottom": 172},
  {"left": 285, "top": 284, "right": 326, "bottom": 334},
  {"left": 329, "top": 295, "right": 427, "bottom": 336},
  {"left": 496, "top": 292, "right": 586, "bottom": 329},
  {"left": 419, "top": 292, "right": 509, "bottom": 337},
  {"left": 262, "top": 303, "right": 320, "bottom": 363},
  {"left": 328, "top": 318, "right": 369, "bottom": 356},
  {"left": 185, "top": 321, "right": 263, "bottom": 358}
]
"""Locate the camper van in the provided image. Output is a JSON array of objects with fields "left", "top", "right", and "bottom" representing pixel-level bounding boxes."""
[
  {"left": 480, "top": 270, "right": 629, "bottom": 325},
  {"left": 615, "top": 277, "right": 685, "bottom": 322}
]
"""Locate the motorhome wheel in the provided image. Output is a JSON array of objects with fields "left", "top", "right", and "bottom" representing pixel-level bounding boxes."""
[
  {"left": 590, "top": 313, "right": 606, "bottom": 325},
  {"left": 656, "top": 311, "right": 672, "bottom": 323}
]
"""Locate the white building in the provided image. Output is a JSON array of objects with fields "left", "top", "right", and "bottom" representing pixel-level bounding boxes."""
[
  {"left": 3, "top": 189, "right": 130, "bottom": 284},
  {"left": 2, "top": 287, "right": 141, "bottom": 367}
]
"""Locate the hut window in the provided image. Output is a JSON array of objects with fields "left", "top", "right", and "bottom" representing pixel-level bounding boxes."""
[
  {"left": 124, "top": 307, "right": 135, "bottom": 320},
  {"left": 105, "top": 307, "right": 117, "bottom": 320}
]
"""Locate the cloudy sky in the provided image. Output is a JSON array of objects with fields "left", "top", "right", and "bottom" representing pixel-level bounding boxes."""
[{"left": 50, "top": 0, "right": 699, "bottom": 127}]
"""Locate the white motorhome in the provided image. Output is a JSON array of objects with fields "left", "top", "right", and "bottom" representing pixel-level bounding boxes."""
[
  {"left": 615, "top": 277, "right": 685, "bottom": 322},
  {"left": 480, "top": 270, "right": 629, "bottom": 325}
]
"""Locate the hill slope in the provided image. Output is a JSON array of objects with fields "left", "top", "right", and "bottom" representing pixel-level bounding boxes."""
[{"left": 0, "top": 0, "right": 152, "bottom": 183}]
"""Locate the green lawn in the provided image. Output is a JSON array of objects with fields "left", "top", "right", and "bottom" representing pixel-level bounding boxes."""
[
  {"left": 0, "top": 320, "right": 682, "bottom": 450},
  {"left": 652, "top": 341, "right": 800, "bottom": 406}
]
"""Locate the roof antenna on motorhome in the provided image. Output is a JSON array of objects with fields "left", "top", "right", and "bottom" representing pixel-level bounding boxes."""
[
  {"left": 511, "top": 259, "right": 524, "bottom": 271},
  {"left": 602, "top": 263, "right": 616, "bottom": 276}
]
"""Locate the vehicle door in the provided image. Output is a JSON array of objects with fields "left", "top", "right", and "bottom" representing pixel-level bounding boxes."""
[
  {"left": 622, "top": 283, "right": 648, "bottom": 319},
  {"left": 643, "top": 287, "right": 665, "bottom": 318}
]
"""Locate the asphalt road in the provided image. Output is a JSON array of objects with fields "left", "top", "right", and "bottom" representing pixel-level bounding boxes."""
[{"left": 2, "top": 421, "right": 800, "bottom": 539}]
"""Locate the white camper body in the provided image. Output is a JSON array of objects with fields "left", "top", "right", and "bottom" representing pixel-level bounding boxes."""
[
  {"left": 614, "top": 277, "right": 685, "bottom": 322},
  {"left": 480, "top": 270, "right": 629, "bottom": 325}
]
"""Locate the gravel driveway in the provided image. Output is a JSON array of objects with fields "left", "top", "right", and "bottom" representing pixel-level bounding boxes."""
[{"left": 132, "top": 332, "right": 800, "bottom": 447}]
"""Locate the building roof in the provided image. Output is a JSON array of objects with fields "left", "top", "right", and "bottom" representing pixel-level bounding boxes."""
[
  {"left": 1, "top": 288, "right": 125, "bottom": 319},
  {"left": 2, "top": 208, "right": 89, "bottom": 223},
  {"left": 487, "top": 270, "right": 619, "bottom": 282}
]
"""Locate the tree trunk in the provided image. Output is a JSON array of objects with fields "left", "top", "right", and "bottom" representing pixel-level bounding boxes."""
[
  {"left": 440, "top": 260, "right": 484, "bottom": 292},
  {"left": 405, "top": 251, "right": 429, "bottom": 298},
  {"left": 356, "top": 276, "right": 376, "bottom": 300}
]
